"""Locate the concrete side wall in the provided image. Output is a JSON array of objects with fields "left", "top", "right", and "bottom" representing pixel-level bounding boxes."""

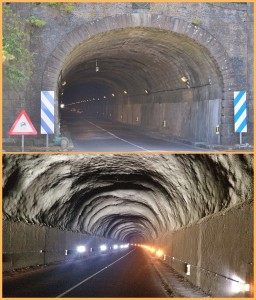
[
  {"left": 105, "top": 98, "right": 221, "bottom": 143},
  {"left": 3, "top": 221, "right": 118, "bottom": 271},
  {"left": 154, "top": 201, "right": 253, "bottom": 297}
]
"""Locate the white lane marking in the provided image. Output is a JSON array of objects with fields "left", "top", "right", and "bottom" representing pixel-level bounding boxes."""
[
  {"left": 86, "top": 120, "right": 151, "bottom": 152},
  {"left": 56, "top": 249, "right": 135, "bottom": 298}
]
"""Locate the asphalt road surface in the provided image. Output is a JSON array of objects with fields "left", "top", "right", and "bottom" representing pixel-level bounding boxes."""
[
  {"left": 63, "top": 117, "right": 206, "bottom": 152},
  {"left": 3, "top": 248, "right": 168, "bottom": 298}
]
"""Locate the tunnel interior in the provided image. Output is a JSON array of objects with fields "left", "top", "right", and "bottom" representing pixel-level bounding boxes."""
[
  {"left": 59, "top": 27, "right": 223, "bottom": 143},
  {"left": 3, "top": 154, "right": 253, "bottom": 297},
  {"left": 3, "top": 154, "right": 252, "bottom": 243}
]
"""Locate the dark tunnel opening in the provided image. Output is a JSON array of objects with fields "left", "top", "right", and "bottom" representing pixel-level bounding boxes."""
[{"left": 58, "top": 27, "right": 223, "bottom": 145}]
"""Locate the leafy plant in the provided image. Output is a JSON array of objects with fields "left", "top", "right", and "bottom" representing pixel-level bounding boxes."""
[
  {"left": 26, "top": 16, "right": 46, "bottom": 27},
  {"left": 64, "top": 3, "right": 74, "bottom": 13},
  {"left": 48, "top": 2, "right": 74, "bottom": 13},
  {"left": 3, "top": 5, "right": 34, "bottom": 89},
  {"left": 192, "top": 17, "right": 201, "bottom": 27}
]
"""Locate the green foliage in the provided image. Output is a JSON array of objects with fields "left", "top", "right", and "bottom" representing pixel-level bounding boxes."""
[
  {"left": 64, "top": 3, "right": 74, "bottom": 13},
  {"left": 3, "top": 5, "right": 34, "bottom": 89},
  {"left": 48, "top": 2, "right": 74, "bottom": 13},
  {"left": 26, "top": 16, "right": 46, "bottom": 27},
  {"left": 192, "top": 17, "right": 201, "bottom": 27}
]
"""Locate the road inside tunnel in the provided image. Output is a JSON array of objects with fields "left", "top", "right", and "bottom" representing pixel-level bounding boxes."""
[
  {"left": 4, "top": 248, "right": 169, "bottom": 298},
  {"left": 61, "top": 115, "right": 206, "bottom": 152}
]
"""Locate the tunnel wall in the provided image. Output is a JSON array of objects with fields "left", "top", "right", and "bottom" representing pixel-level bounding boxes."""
[
  {"left": 154, "top": 201, "right": 253, "bottom": 297},
  {"left": 105, "top": 98, "right": 221, "bottom": 143},
  {"left": 3, "top": 3, "right": 253, "bottom": 145},
  {"left": 3, "top": 220, "right": 118, "bottom": 272}
]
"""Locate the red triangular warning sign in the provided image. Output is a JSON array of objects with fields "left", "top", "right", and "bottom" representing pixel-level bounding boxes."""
[{"left": 8, "top": 109, "right": 37, "bottom": 135}]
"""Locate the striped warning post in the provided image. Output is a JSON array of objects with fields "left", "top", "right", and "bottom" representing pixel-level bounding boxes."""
[
  {"left": 234, "top": 91, "right": 247, "bottom": 133},
  {"left": 41, "top": 91, "right": 54, "bottom": 134}
]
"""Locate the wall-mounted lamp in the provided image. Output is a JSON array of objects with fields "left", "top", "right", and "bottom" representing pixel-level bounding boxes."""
[
  {"left": 181, "top": 76, "right": 190, "bottom": 88},
  {"left": 60, "top": 104, "right": 65, "bottom": 108},
  {"left": 112, "top": 93, "right": 115, "bottom": 97},
  {"left": 243, "top": 283, "right": 250, "bottom": 292},
  {"left": 185, "top": 264, "right": 191, "bottom": 275},
  {"left": 62, "top": 81, "right": 66, "bottom": 86},
  {"left": 144, "top": 89, "right": 151, "bottom": 94},
  {"left": 96, "top": 59, "right": 99, "bottom": 72},
  {"left": 123, "top": 90, "right": 128, "bottom": 94}
]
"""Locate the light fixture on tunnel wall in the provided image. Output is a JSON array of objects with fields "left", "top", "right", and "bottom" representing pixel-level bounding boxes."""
[
  {"left": 243, "top": 283, "right": 250, "bottom": 292},
  {"left": 96, "top": 59, "right": 99, "bottom": 72},
  {"left": 76, "top": 245, "right": 86, "bottom": 253},
  {"left": 112, "top": 93, "right": 115, "bottom": 97},
  {"left": 62, "top": 81, "right": 66, "bottom": 86},
  {"left": 100, "top": 244, "right": 107, "bottom": 251},
  {"left": 123, "top": 90, "right": 128, "bottom": 94},
  {"left": 185, "top": 263, "right": 191, "bottom": 275},
  {"left": 180, "top": 76, "right": 190, "bottom": 88},
  {"left": 144, "top": 89, "right": 151, "bottom": 94},
  {"left": 60, "top": 103, "right": 65, "bottom": 108}
]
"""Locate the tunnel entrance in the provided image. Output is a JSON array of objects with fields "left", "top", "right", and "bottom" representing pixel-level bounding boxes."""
[{"left": 42, "top": 14, "right": 235, "bottom": 145}]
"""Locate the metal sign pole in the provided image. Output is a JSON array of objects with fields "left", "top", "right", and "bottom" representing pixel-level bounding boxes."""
[
  {"left": 240, "top": 132, "right": 242, "bottom": 145},
  {"left": 46, "top": 135, "right": 49, "bottom": 151},
  {"left": 21, "top": 135, "right": 24, "bottom": 152}
]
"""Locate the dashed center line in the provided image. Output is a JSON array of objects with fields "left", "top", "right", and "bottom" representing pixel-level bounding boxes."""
[{"left": 56, "top": 249, "right": 135, "bottom": 298}]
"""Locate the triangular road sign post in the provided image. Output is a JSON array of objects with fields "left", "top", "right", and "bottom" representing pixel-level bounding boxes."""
[
  {"left": 8, "top": 109, "right": 37, "bottom": 135},
  {"left": 8, "top": 109, "right": 37, "bottom": 152}
]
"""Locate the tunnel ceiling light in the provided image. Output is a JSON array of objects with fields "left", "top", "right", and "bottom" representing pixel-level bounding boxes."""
[
  {"left": 60, "top": 104, "right": 65, "bottom": 108},
  {"left": 62, "top": 81, "right": 66, "bottom": 86},
  {"left": 112, "top": 93, "right": 115, "bottom": 97},
  {"left": 123, "top": 90, "right": 128, "bottom": 94},
  {"left": 103, "top": 96, "right": 106, "bottom": 99},
  {"left": 113, "top": 245, "right": 119, "bottom": 250},
  {"left": 77, "top": 245, "right": 86, "bottom": 253},
  {"left": 144, "top": 89, "right": 151, "bottom": 94}
]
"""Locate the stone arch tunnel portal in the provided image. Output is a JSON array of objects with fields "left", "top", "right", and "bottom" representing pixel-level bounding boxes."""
[{"left": 43, "top": 15, "right": 230, "bottom": 145}]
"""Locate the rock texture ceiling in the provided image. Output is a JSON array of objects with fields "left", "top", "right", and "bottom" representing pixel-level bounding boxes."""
[{"left": 3, "top": 154, "right": 253, "bottom": 242}]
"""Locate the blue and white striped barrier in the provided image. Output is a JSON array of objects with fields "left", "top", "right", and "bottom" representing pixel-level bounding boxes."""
[
  {"left": 41, "top": 91, "right": 54, "bottom": 134},
  {"left": 234, "top": 91, "right": 247, "bottom": 133}
]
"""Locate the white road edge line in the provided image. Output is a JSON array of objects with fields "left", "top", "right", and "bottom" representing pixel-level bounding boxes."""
[
  {"left": 56, "top": 249, "right": 135, "bottom": 298},
  {"left": 87, "top": 120, "right": 151, "bottom": 152}
]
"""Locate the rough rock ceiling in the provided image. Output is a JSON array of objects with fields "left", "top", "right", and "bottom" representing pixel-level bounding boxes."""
[{"left": 3, "top": 154, "right": 253, "bottom": 242}]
